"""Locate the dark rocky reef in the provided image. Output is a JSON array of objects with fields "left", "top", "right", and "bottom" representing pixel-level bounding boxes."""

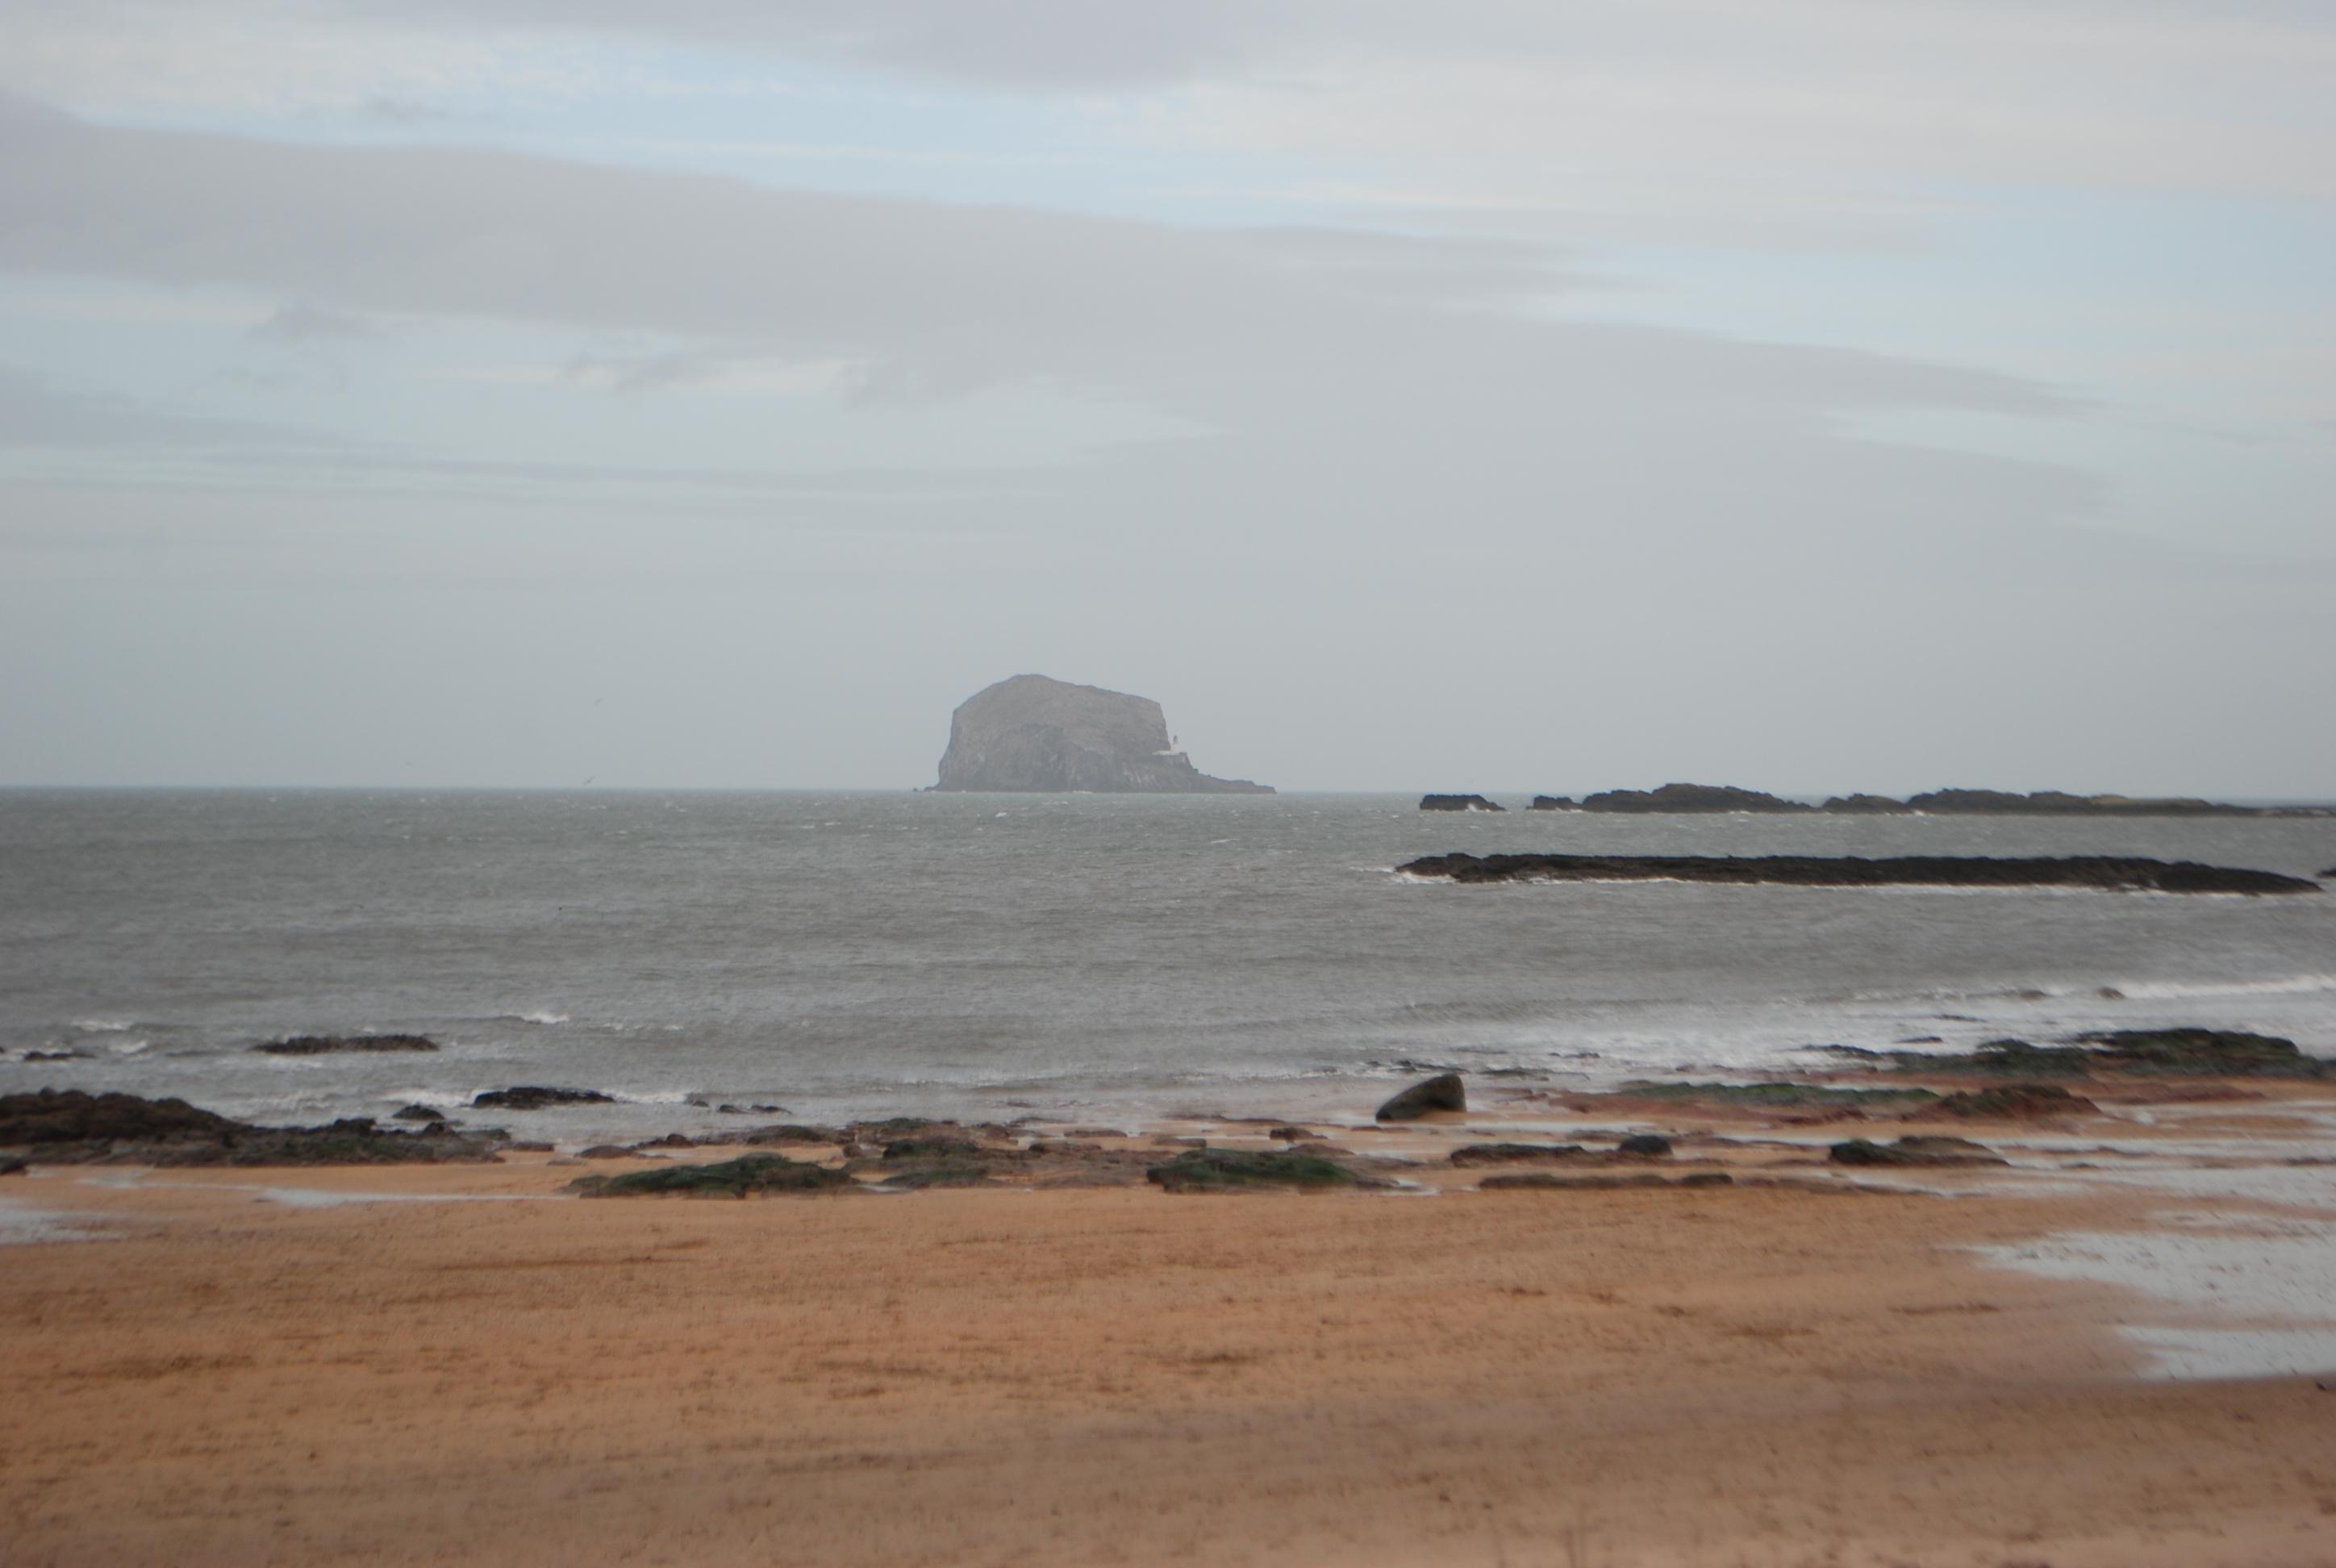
[
  {"left": 1145, "top": 1147, "right": 1381, "bottom": 1193},
  {"left": 1822, "top": 1029, "right": 2330, "bottom": 1082},
  {"left": 1579, "top": 783, "right": 1812, "bottom": 813},
  {"left": 1375, "top": 1073, "right": 1466, "bottom": 1121},
  {"left": 569, "top": 1153, "right": 858, "bottom": 1198},
  {"left": 1448, "top": 1142, "right": 1586, "bottom": 1166},
  {"left": 1829, "top": 1136, "right": 2006, "bottom": 1168},
  {"left": 932, "top": 673, "right": 1271, "bottom": 794},
  {"left": 2077, "top": 1028, "right": 2330, "bottom": 1078},
  {"left": 1421, "top": 794, "right": 1504, "bottom": 812},
  {"left": 1529, "top": 795, "right": 1577, "bottom": 811},
  {"left": 252, "top": 1033, "right": 437, "bottom": 1055},
  {"left": 0, "top": 1088, "right": 503, "bottom": 1166},
  {"left": 1611, "top": 1082, "right": 1938, "bottom": 1111},
  {"left": 1929, "top": 1084, "right": 2098, "bottom": 1120},
  {"left": 1479, "top": 1171, "right": 1733, "bottom": 1191},
  {"left": 1530, "top": 782, "right": 2328, "bottom": 818},
  {"left": 472, "top": 1086, "right": 618, "bottom": 1111},
  {"left": 1397, "top": 853, "right": 2318, "bottom": 896}
]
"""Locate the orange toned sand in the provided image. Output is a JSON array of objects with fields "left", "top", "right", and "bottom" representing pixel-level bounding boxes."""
[{"left": 3, "top": 1138, "right": 2334, "bottom": 1567}]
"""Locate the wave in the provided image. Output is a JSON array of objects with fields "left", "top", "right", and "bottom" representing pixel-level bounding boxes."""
[
  {"left": 70, "top": 1017, "right": 138, "bottom": 1033},
  {"left": 2105, "top": 974, "right": 2336, "bottom": 1002},
  {"left": 506, "top": 1011, "right": 569, "bottom": 1027}
]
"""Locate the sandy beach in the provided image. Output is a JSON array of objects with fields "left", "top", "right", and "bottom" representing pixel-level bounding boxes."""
[{"left": 6, "top": 1095, "right": 2336, "bottom": 1568}]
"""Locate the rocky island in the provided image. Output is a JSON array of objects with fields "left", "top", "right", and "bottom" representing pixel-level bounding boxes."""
[
  {"left": 933, "top": 674, "right": 1272, "bottom": 794},
  {"left": 1523, "top": 781, "right": 2330, "bottom": 816}
]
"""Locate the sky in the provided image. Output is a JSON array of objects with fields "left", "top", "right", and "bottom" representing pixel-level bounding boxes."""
[{"left": 2, "top": 0, "right": 2331, "bottom": 795}]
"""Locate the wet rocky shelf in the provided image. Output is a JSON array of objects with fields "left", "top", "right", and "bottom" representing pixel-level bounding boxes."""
[{"left": 1397, "top": 853, "right": 2319, "bottom": 895}]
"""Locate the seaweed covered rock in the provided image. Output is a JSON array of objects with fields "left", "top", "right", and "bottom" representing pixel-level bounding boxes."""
[
  {"left": 1449, "top": 1143, "right": 1586, "bottom": 1166},
  {"left": 1616, "top": 1134, "right": 1674, "bottom": 1157},
  {"left": 1927, "top": 1084, "right": 2096, "bottom": 1120},
  {"left": 734, "top": 1124, "right": 847, "bottom": 1146},
  {"left": 2077, "top": 1028, "right": 2330, "bottom": 1078},
  {"left": 569, "top": 1153, "right": 857, "bottom": 1198},
  {"left": 1479, "top": 1171, "right": 1733, "bottom": 1191},
  {"left": 1, "top": 1092, "right": 507, "bottom": 1166},
  {"left": 253, "top": 1033, "right": 437, "bottom": 1055},
  {"left": 1145, "top": 1148, "right": 1376, "bottom": 1193},
  {"left": 1817, "top": 1040, "right": 2095, "bottom": 1077},
  {"left": 1829, "top": 1136, "right": 2006, "bottom": 1167},
  {"left": 1612, "top": 1081, "right": 1937, "bottom": 1111},
  {"left": 1375, "top": 1073, "right": 1466, "bottom": 1121},
  {"left": 390, "top": 1104, "right": 448, "bottom": 1124},
  {"left": 472, "top": 1086, "right": 616, "bottom": 1111}
]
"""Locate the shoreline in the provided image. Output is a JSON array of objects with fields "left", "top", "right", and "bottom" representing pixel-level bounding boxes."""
[{"left": 6, "top": 1082, "right": 2335, "bottom": 1566}]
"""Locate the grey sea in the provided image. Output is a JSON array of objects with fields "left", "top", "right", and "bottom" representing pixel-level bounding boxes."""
[{"left": 3, "top": 789, "right": 2331, "bottom": 1145}]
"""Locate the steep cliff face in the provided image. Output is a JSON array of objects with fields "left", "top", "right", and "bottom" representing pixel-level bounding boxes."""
[{"left": 933, "top": 675, "right": 1273, "bottom": 794}]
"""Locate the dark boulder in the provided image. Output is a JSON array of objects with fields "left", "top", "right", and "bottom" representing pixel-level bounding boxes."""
[
  {"left": 1616, "top": 1134, "right": 1674, "bottom": 1157},
  {"left": 1927, "top": 1084, "right": 2096, "bottom": 1120},
  {"left": 23, "top": 1049, "right": 88, "bottom": 1061},
  {"left": 390, "top": 1104, "right": 448, "bottom": 1124},
  {"left": 1420, "top": 794, "right": 1504, "bottom": 812},
  {"left": 1375, "top": 1073, "right": 1466, "bottom": 1121},
  {"left": 1267, "top": 1125, "right": 1323, "bottom": 1141},
  {"left": 716, "top": 1103, "right": 787, "bottom": 1115},
  {"left": 1, "top": 1157, "right": 26, "bottom": 1176},
  {"left": 471, "top": 1086, "right": 616, "bottom": 1111},
  {"left": 579, "top": 1145, "right": 637, "bottom": 1160},
  {"left": 1529, "top": 795, "right": 1579, "bottom": 811},
  {"left": 631, "top": 1132, "right": 697, "bottom": 1150},
  {"left": 1145, "top": 1148, "right": 1377, "bottom": 1193},
  {"left": 253, "top": 1033, "right": 437, "bottom": 1055}
]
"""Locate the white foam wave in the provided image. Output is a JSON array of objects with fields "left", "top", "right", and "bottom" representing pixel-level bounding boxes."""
[
  {"left": 2106, "top": 974, "right": 2336, "bottom": 1001},
  {"left": 70, "top": 1018, "right": 137, "bottom": 1033},
  {"left": 509, "top": 1011, "right": 569, "bottom": 1026}
]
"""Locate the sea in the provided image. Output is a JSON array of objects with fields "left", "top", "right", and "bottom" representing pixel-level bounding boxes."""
[{"left": 3, "top": 789, "right": 2331, "bottom": 1145}]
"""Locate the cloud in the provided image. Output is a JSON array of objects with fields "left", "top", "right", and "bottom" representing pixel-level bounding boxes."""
[
  {"left": 0, "top": 362, "right": 344, "bottom": 449},
  {"left": 247, "top": 299, "right": 378, "bottom": 344}
]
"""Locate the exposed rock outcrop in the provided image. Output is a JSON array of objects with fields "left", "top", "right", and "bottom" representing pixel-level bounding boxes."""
[
  {"left": 0, "top": 1089, "right": 504, "bottom": 1166},
  {"left": 1829, "top": 1136, "right": 2006, "bottom": 1168},
  {"left": 252, "top": 1033, "right": 437, "bottom": 1055},
  {"left": 1421, "top": 794, "right": 1504, "bottom": 811},
  {"left": 471, "top": 1086, "right": 616, "bottom": 1111},
  {"left": 933, "top": 674, "right": 1271, "bottom": 794},
  {"left": 1396, "top": 853, "right": 2319, "bottom": 896},
  {"left": 1579, "top": 783, "right": 1812, "bottom": 813},
  {"left": 1529, "top": 795, "right": 1578, "bottom": 811},
  {"left": 1145, "top": 1147, "right": 1380, "bottom": 1192}
]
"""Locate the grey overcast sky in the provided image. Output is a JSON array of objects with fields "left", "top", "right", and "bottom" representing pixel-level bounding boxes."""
[{"left": 2, "top": 2, "right": 2331, "bottom": 794}]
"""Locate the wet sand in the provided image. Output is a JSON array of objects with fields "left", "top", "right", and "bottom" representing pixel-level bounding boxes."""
[{"left": 5, "top": 1110, "right": 2336, "bottom": 1566}]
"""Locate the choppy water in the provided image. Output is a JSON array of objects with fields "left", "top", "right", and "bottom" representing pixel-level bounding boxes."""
[{"left": 2, "top": 789, "right": 2331, "bottom": 1143}]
